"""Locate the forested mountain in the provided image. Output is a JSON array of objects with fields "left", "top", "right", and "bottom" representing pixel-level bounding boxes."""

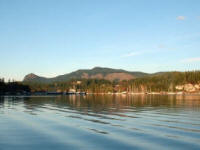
[
  {"left": 23, "top": 67, "right": 149, "bottom": 83},
  {"left": 23, "top": 69, "right": 200, "bottom": 93}
]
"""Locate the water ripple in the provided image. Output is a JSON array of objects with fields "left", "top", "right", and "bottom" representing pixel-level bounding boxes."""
[{"left": 0, "top": 95, "right": 200, "bottom": 150}]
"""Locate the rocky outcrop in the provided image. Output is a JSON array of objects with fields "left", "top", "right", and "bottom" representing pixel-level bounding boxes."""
[
  {"left": 90, "top": 73, "right": 104, "bottom": 79},
  {"left": 105, "top": 73, "right": 135, "bottom": 81},
  {"left": 24, "top": 73, "right": 38, "bottom": 80},
  {"left": 81, "top": 73, "right": 89, "bottom": 79}
]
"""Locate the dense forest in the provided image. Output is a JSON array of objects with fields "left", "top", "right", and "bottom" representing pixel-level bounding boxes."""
[
  {"left": 1, "top": 71, "right": 200, "bottom": 95},
  {"left": 23, "top": 71, "right": 200, "bottom": 93},
  {"left": 128, "top": 71, "right": 200, "bottom": 92},
  {"left": 0, "top": 78, "right": 30, "bottom": 95}
]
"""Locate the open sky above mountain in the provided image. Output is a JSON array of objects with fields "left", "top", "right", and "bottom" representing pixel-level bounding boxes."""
[{"left": 0, "top": 0, "right": 200, "bottom": 81}]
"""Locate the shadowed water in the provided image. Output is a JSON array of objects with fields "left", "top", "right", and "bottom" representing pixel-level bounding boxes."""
[{"left": 0, "top": 95, "right": 200, "bottom": 150}]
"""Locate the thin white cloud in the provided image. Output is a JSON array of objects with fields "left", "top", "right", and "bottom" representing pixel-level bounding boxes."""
[
  {"left": 177, "top": 16, "right": 186, "bottom": 20},
  {"left": 181, "top": 57, "right": 200, "bottom": 63},
  {"left": 121, "top": 51, "right": 142, "bottom": 58},
  {"left": 158, "top": 44, "right": 166, "bottom": 49}
]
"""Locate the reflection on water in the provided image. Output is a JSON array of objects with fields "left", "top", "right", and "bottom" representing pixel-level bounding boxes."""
[{"left": 0, "top": 95, "right": 200, "bottom": 150}]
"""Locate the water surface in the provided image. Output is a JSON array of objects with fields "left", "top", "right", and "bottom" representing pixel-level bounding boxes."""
[{"left": 0, "top": 95, "right": 200, "bottom": 150}]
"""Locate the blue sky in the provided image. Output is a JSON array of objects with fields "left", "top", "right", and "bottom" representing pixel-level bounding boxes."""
[{"left": 0, "top": 0, "right": 200, "bottom": 81}]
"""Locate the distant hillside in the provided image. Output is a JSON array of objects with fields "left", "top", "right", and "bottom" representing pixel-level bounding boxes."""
[
  {"left": 24, "top": 70, "right": 200, "bottom": 93},
  {"left": 23, "top": 67, "right": 149, "bottom": 83}
]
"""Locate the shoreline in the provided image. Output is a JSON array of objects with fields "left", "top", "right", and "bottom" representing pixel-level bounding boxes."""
[{"left": 1, "top": 91, "right": 200, "bottom": 97}]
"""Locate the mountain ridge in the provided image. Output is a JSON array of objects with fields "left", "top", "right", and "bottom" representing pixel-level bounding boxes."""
[{"left": 23, "top": 67, "right": 149, "bottom": 83}]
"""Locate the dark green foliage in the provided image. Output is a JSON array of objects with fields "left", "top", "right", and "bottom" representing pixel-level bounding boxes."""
[
  {"left": 23, "top": 71, "right": 200, "bottom": 93},
  {"left": 129, "top": 71, "right": 200, "bottom": 92},
  {"left": 25, "top": 79, "right": 114, "bottom": 93},
  {"left": 0, "top": 79, "right": 30, "bottom": 95}
]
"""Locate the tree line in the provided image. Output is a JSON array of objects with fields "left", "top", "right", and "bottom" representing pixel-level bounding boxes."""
[
  {"left": 24, "top": 71, "right": 200, "bottom": 93},
  {"left": 0, "top": 78, "right": 30, "bottom": 95}
]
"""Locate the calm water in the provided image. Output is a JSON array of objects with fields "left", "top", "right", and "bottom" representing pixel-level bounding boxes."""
[{"left": 0, "top": 95, "right": 200, "bottom": 150}]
